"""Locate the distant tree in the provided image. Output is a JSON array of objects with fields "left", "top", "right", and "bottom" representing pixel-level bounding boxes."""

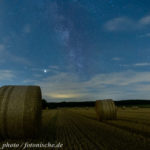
[{"left": 42, "top": 99, "right": 47, "bottom": 109}]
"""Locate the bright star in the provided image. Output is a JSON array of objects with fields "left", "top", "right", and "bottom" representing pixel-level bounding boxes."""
[{"left": 44, "top": 69, "right": 47, "bottom": 73}]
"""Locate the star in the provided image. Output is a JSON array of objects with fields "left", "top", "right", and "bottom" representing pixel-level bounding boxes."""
[{"left": 44, "top": 69, "right": 47, "bottom": 73}]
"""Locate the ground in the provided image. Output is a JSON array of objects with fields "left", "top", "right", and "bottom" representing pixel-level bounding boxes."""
[
  {"left": 1, "top": 107, "right": 150, "bottom": 150},
  {"left": 41, "top": 107, "right": 150, "bottom": 150}
]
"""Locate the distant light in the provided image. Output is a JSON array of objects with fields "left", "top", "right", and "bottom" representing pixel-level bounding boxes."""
[
  {"left": 48, "top": 93, "right": 79, "bottom": 99},
  {"left": 44, "top": 69, "right": 47, "bottom": 73}
]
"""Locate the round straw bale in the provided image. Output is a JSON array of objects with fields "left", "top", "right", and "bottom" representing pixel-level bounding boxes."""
[
  {"left": 132, "top": 106, "right": 139, "bottom": 109},
  {"left": 0, "top": 85, "right": 42, "bottom": 138},
  {"left": 95, "top": 99, "right": 117, "bottom": 121},
  {"left": 122, "top": 106, "right": 126, "bottom": 110}
]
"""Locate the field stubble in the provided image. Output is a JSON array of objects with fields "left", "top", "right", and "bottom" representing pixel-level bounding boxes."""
[
  {"left": 41, "top": 107, "right": 150, "bottom": 150},
  {"left": 1, "top": 107, "right": 150, "bottom": 150}
]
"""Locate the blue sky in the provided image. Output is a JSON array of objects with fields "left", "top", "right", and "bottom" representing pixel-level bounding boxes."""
[{"left": 1, "top": 0, "right": 150, "bottom": 101}]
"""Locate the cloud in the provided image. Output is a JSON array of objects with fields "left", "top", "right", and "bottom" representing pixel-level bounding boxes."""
[
  {"left": 133, "top": 62, "right": 150, "bottom": 66},
  {"left": 0, "top": 70, "right": 15, "bottom": 81},
  {"left": 0, "top": 44, "right": 31, "bottom": 65},
  {"left": 83, "top": 71, "right": 150, "bottom": 87},
  {"left": 35, "top": 72, "right": 85, "bottom": 101},
  {"left": 112, "top": 57, "right": 121, "bottom": 61},
  {"left": 120, "top": 64, "right": 129, "bottom": 67},
  {"left": 120, "top": 62, "right": 150, "bottom": 67},
  {"left": 22, "top": 79, "right": 38, "bottom": 84},
  {"left": 25, "top": 70, "right": 150, "bottom": 101},
  {"left": 139, "top": 33, "right": 150, "bottom": 38},
  {"left": 48, "top": 65, "right": 60, "bottom": 70},
  {"left": 139, "top": 16, "right": 150, "bottom": 25},
  {"left": 104, "top": 15, "right": 150, "bottom": 31},
  {"left": 104, "top": 17, "right": 135, "bottom": 31}
]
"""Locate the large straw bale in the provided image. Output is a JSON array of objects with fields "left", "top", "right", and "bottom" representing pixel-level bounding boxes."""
[
  {"left": 0, "top": 85, "right": 42, "bottom": 138},
  {"left": 95, "top": 99, "right": 117, "bottom": 121}
]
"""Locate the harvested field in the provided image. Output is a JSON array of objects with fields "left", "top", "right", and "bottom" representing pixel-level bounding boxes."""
[{"left": 1, "top": 107, "right": 150, "bottom": 149}]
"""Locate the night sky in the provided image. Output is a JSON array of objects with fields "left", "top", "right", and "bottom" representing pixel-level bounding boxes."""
[{"left": 1, "top": 0, "right": 150, "bottom": 101}]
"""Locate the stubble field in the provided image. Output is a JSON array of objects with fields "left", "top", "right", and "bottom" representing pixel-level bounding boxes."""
[
  {"left": 41, "top": 107, "right": 150, "bottom": 150},
  {"left": 1, "top": 107, "right": 150, "bottom": 150}
]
